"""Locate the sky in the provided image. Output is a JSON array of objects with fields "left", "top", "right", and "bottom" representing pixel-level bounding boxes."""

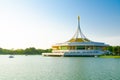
[{"left": 0, "top": 0, "right": 120, "bottom": 49}]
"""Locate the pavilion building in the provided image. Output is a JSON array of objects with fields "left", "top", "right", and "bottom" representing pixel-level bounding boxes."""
[{"left": 42, "top": 16, "right": 110, "bottom": 57}]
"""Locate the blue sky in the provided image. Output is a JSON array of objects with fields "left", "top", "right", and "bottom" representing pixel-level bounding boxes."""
[{"left": 0, "top": 0, "right": 120, "bottom": 49}]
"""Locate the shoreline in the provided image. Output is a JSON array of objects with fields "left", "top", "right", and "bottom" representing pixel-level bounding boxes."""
[{"left": 1, "top": 54, "right": 120, "bottom": 58}]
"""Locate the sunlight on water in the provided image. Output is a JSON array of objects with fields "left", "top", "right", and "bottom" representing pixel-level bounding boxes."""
[{"left": 0, "top": 55, "right": 120, "bottom": 80}]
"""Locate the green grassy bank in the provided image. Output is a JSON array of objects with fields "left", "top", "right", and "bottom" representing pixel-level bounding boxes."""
[{"left": 99, "top": 55, "right": 120, "bottom": 58}]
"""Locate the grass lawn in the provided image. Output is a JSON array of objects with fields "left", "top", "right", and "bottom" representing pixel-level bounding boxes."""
[{"left": 99, "top": 55, "right": 120, "bottom": 58}]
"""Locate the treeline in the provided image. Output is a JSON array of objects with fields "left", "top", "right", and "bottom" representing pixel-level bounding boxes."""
[
  {"left": 0, "top": 46, "right": 120, "bottom": 55},
  {"left": 0, "top": 47, "right": 52, "bottom": 55},
  {"left": 108, "top": 46, "right": 120, "bottom": 55}
]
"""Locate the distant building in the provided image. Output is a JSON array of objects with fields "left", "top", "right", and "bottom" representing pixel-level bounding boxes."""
[{"left": 42, "top": 16, "right": 109, "bottom": 57}]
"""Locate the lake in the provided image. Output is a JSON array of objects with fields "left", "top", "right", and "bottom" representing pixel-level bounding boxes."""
[{"left": 0, "top": 55, "right": 120, "bottom": 80}]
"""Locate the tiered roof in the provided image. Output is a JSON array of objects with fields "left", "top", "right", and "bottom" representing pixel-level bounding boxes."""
[{"left": 53, "top": 16, "right": 109, "bottom": 47}]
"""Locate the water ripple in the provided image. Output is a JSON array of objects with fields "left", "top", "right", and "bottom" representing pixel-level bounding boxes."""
[{"left": 0, "top": 55, "right": 120, "bottom": 80}]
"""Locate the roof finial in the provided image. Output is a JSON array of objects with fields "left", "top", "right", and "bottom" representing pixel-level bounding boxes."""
[
  {"left": 78, "top": 16, "right": 80, "bottom": 27},
  {"left": 78, "top": 16, "right": 80, "bottom": 21}
]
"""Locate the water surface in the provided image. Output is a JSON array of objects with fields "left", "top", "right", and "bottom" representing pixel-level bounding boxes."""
[{"left": 0, "top": 55, "right": 120, "bottom": 80}]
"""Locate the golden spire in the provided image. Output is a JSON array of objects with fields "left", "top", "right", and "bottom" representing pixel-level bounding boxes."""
[
  {"left": 78, "top": 16, "right": 80, "bottom": 21},
  {"left": 67, "top": 16, "right": 90, "bottom": 42}
]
